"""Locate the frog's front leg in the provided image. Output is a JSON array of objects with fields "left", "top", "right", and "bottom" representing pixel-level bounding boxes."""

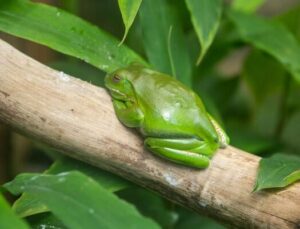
[
  {"left": 144, "top": 138, "right": 218, "bottom": 168},
  {"left": 112, "top": 100, "right": 144, "bottom": 127}
]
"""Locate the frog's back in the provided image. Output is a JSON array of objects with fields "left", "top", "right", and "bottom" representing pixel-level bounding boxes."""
[{"left": 130, "top": 68, "right": 215, "bottom": 139}]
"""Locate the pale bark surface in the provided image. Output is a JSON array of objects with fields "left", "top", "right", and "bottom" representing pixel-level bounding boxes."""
[{"left": 0, "top": 39, "right": 299, "bottom": 228}]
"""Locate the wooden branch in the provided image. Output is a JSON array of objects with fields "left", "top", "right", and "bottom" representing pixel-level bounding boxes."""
[{"left": 0, "top": 39, "right": 299, "bottom": 229}]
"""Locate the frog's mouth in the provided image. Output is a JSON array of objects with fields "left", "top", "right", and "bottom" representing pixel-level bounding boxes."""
[{"left": 108, "top": 88, "right": 127, "bottom": 101}]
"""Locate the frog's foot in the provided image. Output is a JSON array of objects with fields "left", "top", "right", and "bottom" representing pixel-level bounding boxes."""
[
  {"left": 144, "top": 138, "right": 217, "bottom": 168},
  {"left": 207, "top": 114, "right": 230, "bottom": 148}
]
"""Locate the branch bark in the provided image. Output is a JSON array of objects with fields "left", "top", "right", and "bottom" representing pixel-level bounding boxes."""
[{"left": 0, "top": 39, "right": 299, "bottom": 229}]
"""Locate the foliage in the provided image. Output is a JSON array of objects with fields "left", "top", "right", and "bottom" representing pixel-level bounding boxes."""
[
  {"left": 0, "top": 193, "right": 30, "bottom": 229},
  {"left": 12, "top": 157, "right": 129, "bottom": 218},
  {"left": 3, "top": 172, "right": 159, "bottom": 229},
  {"left": 232, "top": 0, "right": 266, "bottom": 13},
  {"left": 138, "top": 0, "right": 192, "bottom": 85},
  {"left": 118, "top": 0, "right": 142, "bottom": 44},
  {"left": 254, "top": 154, "right": 300, "bottom": 191},
  {"left": 0, "top": 0, "right": 146, "bottom": 72},
  {"left": 185, "top": 0, "right": 222, "bottom": 65},
  {"left": 228, "top": 10, "right": 300, "bottom": 83},
  {"left": 1, "top": 0, "right": 300, "bottom": 228}
]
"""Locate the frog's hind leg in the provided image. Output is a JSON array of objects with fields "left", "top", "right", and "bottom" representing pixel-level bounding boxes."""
[
  {"left": 207, "top": 114, "right": 229, "bottom": 148},
  {"left": 144, "top": 138, "right": 215, "bottom": 168}
]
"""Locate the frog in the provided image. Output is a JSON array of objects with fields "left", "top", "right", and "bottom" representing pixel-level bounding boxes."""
[{"left": 104, "top": 63, "right": 229, "bottom": 168}]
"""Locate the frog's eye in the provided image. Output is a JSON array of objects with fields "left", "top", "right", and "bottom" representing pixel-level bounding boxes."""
[{"left": 112, "top": 74, "right": 122, "bottom": 83}]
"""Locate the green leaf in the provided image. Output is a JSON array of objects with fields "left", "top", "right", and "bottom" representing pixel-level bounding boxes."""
[
  {"left": 0, "top": 0, "right": 146, "bottom": 73},
  {"left": 47, "top": 157, "right": 129, "bottom": 192},
  {"left": 282, "top": 111, "right": 300, "bottom": 152},
  {"left": 228, "top": 128, "right": 277, "bottom": 154},
  {"left": 251, "top": 94, "right": 282, "bottom": 137},
  {"left": 4, "top": 172, "right": 159, "bottom": 229},
  {"left": 50, "top": 60, "right": 106, "bottom": 87},
  {"left": 185, "top": 0, "right": 222, "bottom": 65},
  {"left": 231, "top": 0, "right": 266, "bottom": 13},
  {"left": 59, "top": 0, "right": 79, "bottom": 15},
  {"left": 119, "top": 187, "right": 177, "bottom": 228},
  {"left": 196, "top": 74, "right": 239, "bottom": 113},
  {"left": 13, "top": 193, "right": 48, "bottom": 218},
  {"left": 175, "top": 207, "right": 224, "bottom": 229},
  {"left": 254, "top": 154, "right": 300, "bottom": 191},
  {"left": 0, "top": 193, "right": 30, "bottom": 229},
  {"left": 26, "top": 212, "right": 67, "bottom": 229},
  {"left": 118, "top": 0, "right": 142, "bottom": 44},
  {"left": 139, "top": 0, "right": 192, "bottom": 86},
  {"left": 228, "top": 10, "right": 300, "bottom": 83},
  {"left": 276, "top": 5, "right": 300, "bottom": 42},
  {"left": 242, "top": 50, "right": 285, "bottom": 104},
  {"left": 13, "top": 157, "right": 129, "bottom": 217}
]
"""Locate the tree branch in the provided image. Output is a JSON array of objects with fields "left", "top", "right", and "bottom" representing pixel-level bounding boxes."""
[{"left": 0, "top": 39, "right": 299, "bottom": 229}]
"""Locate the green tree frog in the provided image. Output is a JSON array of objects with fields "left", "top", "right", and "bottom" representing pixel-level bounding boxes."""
[{"left": 105, "top": 63, "right": 229, "bottom": 168}]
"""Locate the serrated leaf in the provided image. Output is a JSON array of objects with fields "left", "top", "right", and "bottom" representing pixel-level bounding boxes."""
[
  {"left": 0, "top": 193, "right": 30, "bottom": 229},
  {"left": 254, "top": 154, "right": 300, "bottom": 191},
  {"left": 4, "top": 172, "right": 160, "bottom": 229},
  {"left": 0, "top": 0, "right": 146, "bottom": 73},
  {"left": 185, "top": 0, "right": 222, "bottom": 65},
  {"left": 13, "top": 157, "right": 129, "bottom": 218},
  {"left": 138, "top": 0, "right": 192, "bottom": 86},
  {"left": 118, "top": 0, "right": 142, "bottom": 44},
  {"left": 228, "top": 10, "right": 300, "bottom": 83},
  {"left": 231, "top": 0, "right": 266, "bottom": 13}
]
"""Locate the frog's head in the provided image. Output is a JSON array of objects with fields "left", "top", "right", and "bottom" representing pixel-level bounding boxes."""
[{"left": 105, "top": 68, "right": 137, "bottom": 103}]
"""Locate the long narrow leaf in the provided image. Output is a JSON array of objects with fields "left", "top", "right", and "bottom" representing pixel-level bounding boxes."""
[
  {"left": 185, "top": 0, "right": 222, "bottom": 65},
  {"left": 118, "top": 0, "right": 142, "bottom": 44},
  {"left": 139, "top": 0, "right": 192, "bottom": 86},
  {"left": 229, "top": 10, "right": 300, "bottom": 83},
  {"left": 0, "top": 0, "right": 146, "bottom": 73},
  {"left": 4, "top": 172, "right": 159, "bottom": 229}
]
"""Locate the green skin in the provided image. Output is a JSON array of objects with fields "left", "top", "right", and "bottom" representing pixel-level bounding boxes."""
[{"left": 105, "top": 64, "right": 229, "bottom": 168}]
